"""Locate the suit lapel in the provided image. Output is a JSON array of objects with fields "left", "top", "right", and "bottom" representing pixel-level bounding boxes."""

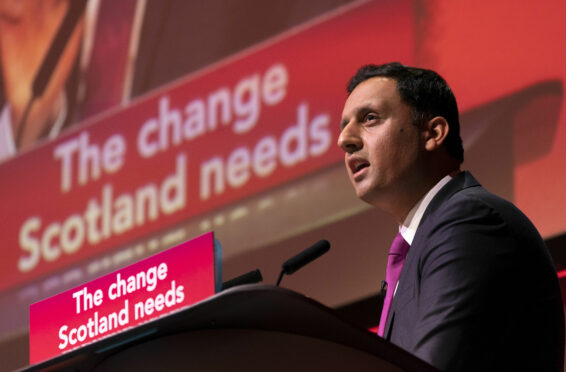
[{"left": 382, "top": 171, "right": 480, "bottom": 340}]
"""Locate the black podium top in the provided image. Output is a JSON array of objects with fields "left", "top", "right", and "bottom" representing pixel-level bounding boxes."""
[{"left": 23, "top": 284, "right": 437, "bottom": 371}]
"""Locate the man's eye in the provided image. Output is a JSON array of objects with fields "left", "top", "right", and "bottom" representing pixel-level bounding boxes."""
[{"left": 365, "top": 113, "right": 378, "bottom": 122}]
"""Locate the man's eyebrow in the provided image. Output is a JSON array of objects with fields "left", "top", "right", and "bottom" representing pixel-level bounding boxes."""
[{"left": 357, "top": 105, "right": 379, "bottom": 115}]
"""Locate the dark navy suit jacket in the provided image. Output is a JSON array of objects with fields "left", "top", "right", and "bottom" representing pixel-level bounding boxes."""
[{"left": 383, "top": 171, "right": 564, "bottom": 371}]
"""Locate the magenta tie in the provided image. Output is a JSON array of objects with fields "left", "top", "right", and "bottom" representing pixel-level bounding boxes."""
[{"left": 378, "top": 233, "right": 410, "bottom": 337}]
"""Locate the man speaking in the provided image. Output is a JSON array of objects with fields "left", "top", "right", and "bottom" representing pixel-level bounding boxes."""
[{"left": 337, "top": 62, "right": 564, "bottom": 371}]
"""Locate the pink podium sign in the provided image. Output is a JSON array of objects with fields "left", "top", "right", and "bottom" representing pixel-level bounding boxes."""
[{"left": 29, "top": 232, "right": 218, "bottom": 365}]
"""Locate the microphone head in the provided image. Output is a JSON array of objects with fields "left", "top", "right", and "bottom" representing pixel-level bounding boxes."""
[
  {"left": 281, "top": 239, "right": 330, "bottom": 275},
  {"left": 222, "top": 269, "right": 263, "bottom": 290}
]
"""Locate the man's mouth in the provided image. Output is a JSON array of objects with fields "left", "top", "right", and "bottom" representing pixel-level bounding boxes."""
[
  {"left": 348, "top": 158, "right": 370, "bottom": 176},
  {"left": 355, "top": 163, "right": 369, "bottom": 172}
]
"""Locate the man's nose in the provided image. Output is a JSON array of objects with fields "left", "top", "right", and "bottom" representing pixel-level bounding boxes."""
[{"left": 337, "top": 123, "right": 362, "bottom": 153}]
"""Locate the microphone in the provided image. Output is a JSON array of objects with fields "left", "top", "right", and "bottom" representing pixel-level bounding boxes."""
[
  {"left": 222, "top": 269, "right": 263, "bottom": 290},
  {"left": 16, "top": 0, "right": 87, "bottom": 147},
  {"left": 276, "top": 239, "right": 330, "bottom": 286},
  {"left": 32, "top": 0, "right": 87, "bottom": 98}
]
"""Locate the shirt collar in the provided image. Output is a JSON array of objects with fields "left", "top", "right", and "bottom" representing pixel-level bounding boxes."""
[{"left": 400, "top": 174, "right": 453, "bottom": 245}]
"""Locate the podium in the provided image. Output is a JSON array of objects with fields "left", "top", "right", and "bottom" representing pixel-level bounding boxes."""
[{"left": 23, "top": 285, "right": 438, "bottom": 371}]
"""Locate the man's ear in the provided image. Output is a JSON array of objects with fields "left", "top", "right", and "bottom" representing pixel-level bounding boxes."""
[{"left": 423, "top": 116, "right": 449, "bottom": 151}]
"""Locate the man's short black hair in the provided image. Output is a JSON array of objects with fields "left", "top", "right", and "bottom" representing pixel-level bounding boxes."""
[{"left": 347, "top": 62, "right": 464, "bottom": 163}]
